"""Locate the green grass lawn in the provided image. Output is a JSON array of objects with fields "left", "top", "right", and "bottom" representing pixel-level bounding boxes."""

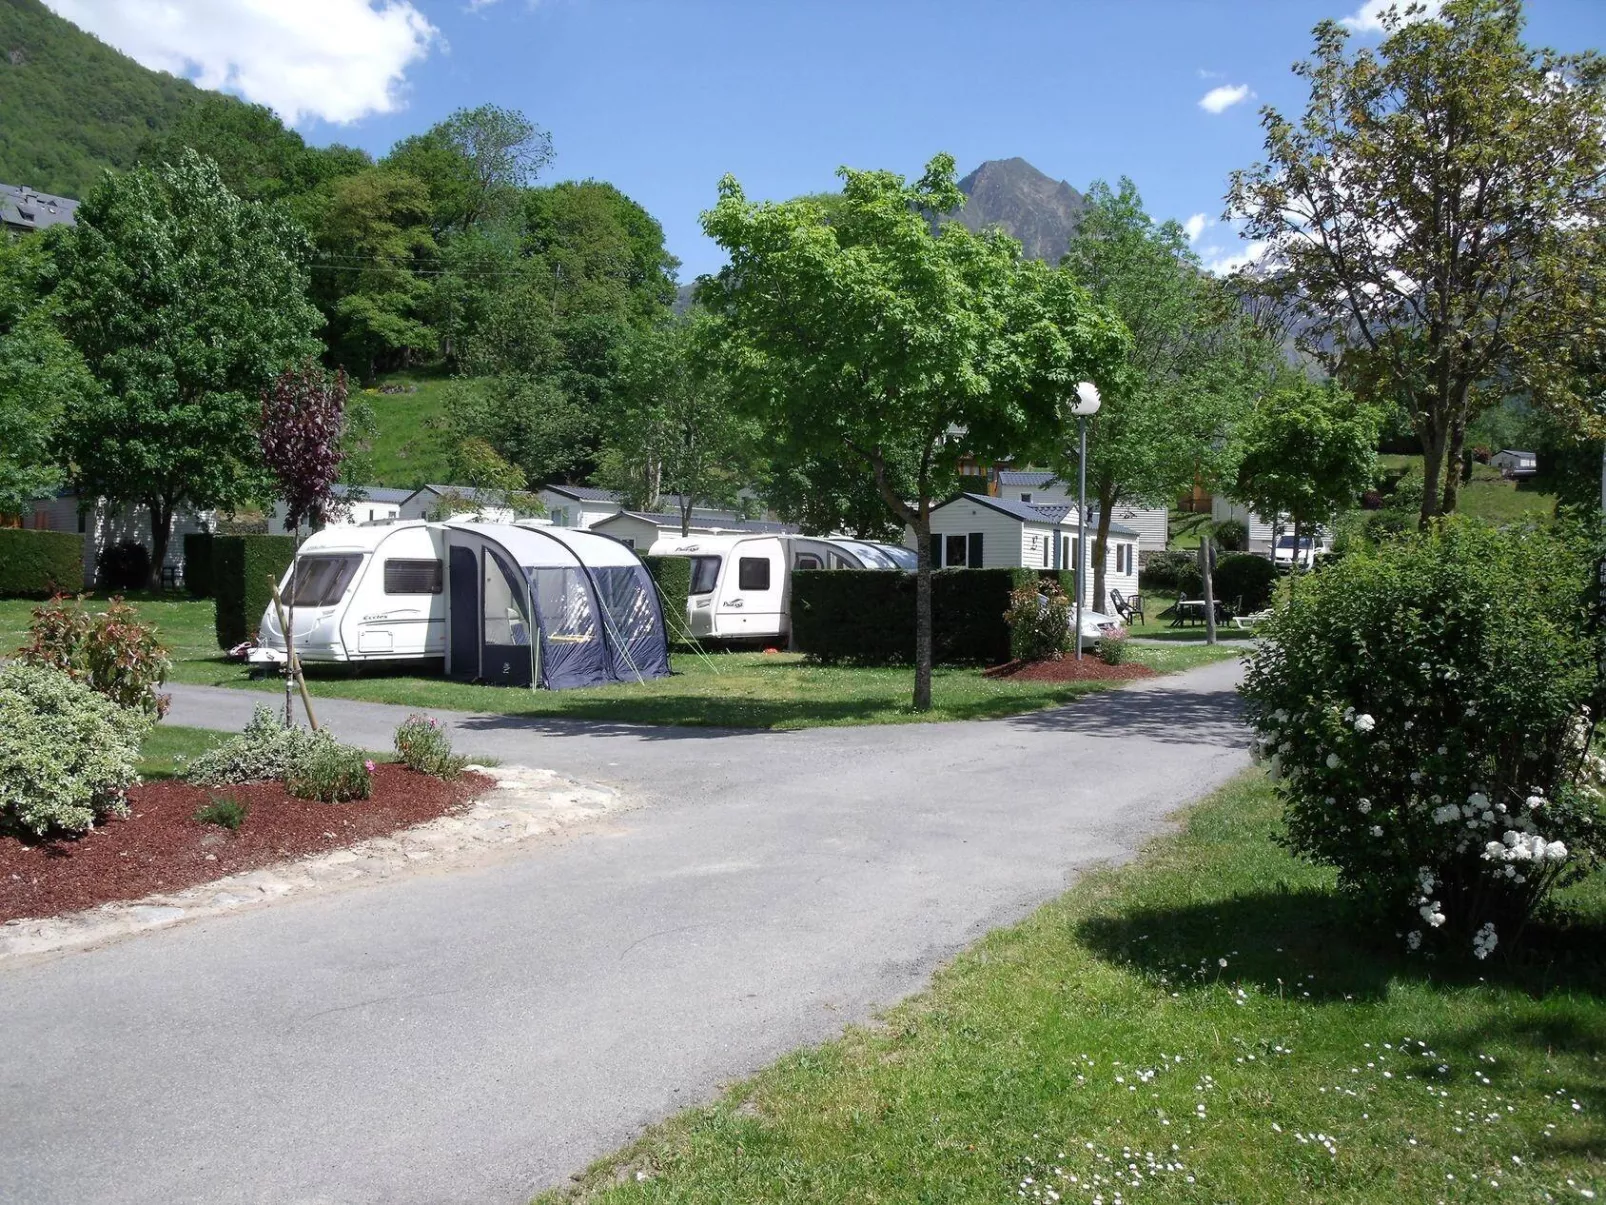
[
  {"left": 1378, "top": 453, "right": 1556, "bottom": 526},
  {"left": 357, "top": 368, "right": 459, "bottom": 488},
  {"left": 542, "top": 772, "right": 1606, "bottom": 1204},
  {"left": 136, "top": 724, "right": 229, "bottom": 780},
  {"left": 0, "top": 595, "right": 1241, "bottom": 730}
]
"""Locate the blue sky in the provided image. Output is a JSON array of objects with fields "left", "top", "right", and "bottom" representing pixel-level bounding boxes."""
[{"left": 52, "top": 0, "right": 1606, "bottom": 280}]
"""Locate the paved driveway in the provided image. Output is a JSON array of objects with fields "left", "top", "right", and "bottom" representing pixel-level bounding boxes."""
[{"left": 2, "top": 659, "right": 1248, "bottom": 1204}]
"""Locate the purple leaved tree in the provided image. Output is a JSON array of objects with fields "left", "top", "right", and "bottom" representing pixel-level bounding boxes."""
[{"left": 260, "top": 360, "right": 348, "bottom": 726}]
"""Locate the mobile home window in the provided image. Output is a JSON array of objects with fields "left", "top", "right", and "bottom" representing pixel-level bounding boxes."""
[
  {"left": 738, "top": 556, "right": 771, "bottom": 591},
  {"left": 383, "top": 558, "right": 443, "bottom": 594},
  {"left": 687, "top": 556, "right": 721, "bottom": 595},
  {"left": 945, "top": 534, "right": 967, "bottom": 567},
  {"left": 287, "top": 555, "right": 361, "bottom": 607}
]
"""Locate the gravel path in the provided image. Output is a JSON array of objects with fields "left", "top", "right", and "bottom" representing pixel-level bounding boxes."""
[{"left": 1, "top": 659, "right": 1248, "bottom": 1204}]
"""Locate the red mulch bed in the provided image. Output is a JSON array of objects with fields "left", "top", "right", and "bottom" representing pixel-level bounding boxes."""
[
  {"left": 983, "top": 657, "right": 1157, "bottom": 683},
  {"left": 0, "top": 765, "right": 493, "bottom": 924}
]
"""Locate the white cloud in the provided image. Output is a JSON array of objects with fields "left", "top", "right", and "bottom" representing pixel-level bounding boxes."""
[
  {"left": 43, "top": 0, "right": 439, "bottom": 125},
  {"left": 1338, "top": 0, "right": 1444, "bottom": 33},
  {"left": 1197, "top": 68, "right": 1225, "bottom": 80},
  {"left": 1203, "top": 239, "right": 1272, "bottom": 276},
  {"left": 1183, "top": 213, "right": 1212, "bottom": 243},
  {"left": 1198, "top": 84, "right": 1253, "bottom": 115}
]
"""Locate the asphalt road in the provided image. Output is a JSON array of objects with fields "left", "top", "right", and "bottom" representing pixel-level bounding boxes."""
[{"left": 2, "top": 659, "right": 1248, "bottom": 1205}]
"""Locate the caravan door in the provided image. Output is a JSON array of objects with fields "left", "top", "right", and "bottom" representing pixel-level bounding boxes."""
[
  {"left": 713, "top": 538, "right": 786, "bottom": 641},
  {"left": 447, "top": 546, "right": 479, "bottom": 678}
]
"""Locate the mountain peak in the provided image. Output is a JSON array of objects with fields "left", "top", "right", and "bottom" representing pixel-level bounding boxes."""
[{"left": 952, "top": 158, "right": 1085, "bottom": 264}]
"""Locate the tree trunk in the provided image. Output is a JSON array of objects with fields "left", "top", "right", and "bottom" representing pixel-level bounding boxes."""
[
  {"left": 147, "top": 497, "right": 173, "bottom": 591},
  {"left": 913, "top": 510, "right": 932, "bottom": 712},
  {"left": 1091, "top": 485, "right": 1115, "bottom": 613},
  {"left": 1419, "top": 422, "right": 1447, "bottom": 530},
  {"left": 1441, "top": 413, "right": 1467, "bottom": 517},
  {"left": 1199, "top": 536, "right": 1217, "bottom": 646},
  {"left": 680, "top": 496, "right": 691, "bottom": 538}
]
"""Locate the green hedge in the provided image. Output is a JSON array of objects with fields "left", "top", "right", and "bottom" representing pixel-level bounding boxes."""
[
  {"left": 1214, "top": 552, "right": 1279, "bottom": 614},
  {"left": 792, "top": 567, "right": 1073, "bottom": 665},
  {"left": 0, "top": 529, "right": 84, "bottom": 598},
  {"left": 214, "top": 534, "right": 295, "bottom": 649},
  {"left": 182, "top": 531, "right": 215, "bottom": 598},
  {"left": 642, "top": 555, "right": 693, "bottom": 644}
]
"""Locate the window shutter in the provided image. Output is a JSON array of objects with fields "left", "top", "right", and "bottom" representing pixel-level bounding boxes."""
[
  {"left": 929, "top": 533, "right": 942, "bottom": 567},
  {"left": 968, "top": 532, "right": 983, "bottom": 567}
]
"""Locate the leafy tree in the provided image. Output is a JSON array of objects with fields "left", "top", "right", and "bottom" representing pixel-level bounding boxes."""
[
  {"left": 1233, "top": 377, "right": 1381, "bottom": 563},
  {"left": 386, "top": 104, "right": 552, "bottom": 235},
  {"left": 435, "top": 436, "right": 539, "bottom": 518},
  {"left": 757, "top": 450, "right": 908, "bottom": 542},
  {"left": 1062, "top": 178, "right": 1271, "bottom": 609},
  {"left": 440, "top": 373, "right": 598, "bottom": 486},
  {"left": 597, "top": 312, "right": 753, "bottom": 534},
  {"left": 260, "top": 359, "right": 349, "bottom": 533},
  {"left": 1227, "top": 0, "right": 1606, "bottom": 526},
  {"left": 0, "top": 313, "right": 95, "bottom": 512},
  {"left": 54, "top": 151, "right": 320, "bottom": 586},
  {"left": 703, "top": 154, "right": 1127, "bottom": 709}
]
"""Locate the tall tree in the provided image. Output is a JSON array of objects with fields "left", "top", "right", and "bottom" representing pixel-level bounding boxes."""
[
  {"left": 1227, "top": 0, "right": 1606, "bottom": 526},
  {"left": 54, "top": 151, "right": 319, "bottom": 586},
  {"left": 0, "top": 314, "right": 95, "bottom": 513},
  {"left": 386, "top": 104, "right": 552, "bottom": 236},
  {"left": 1062, "top": 178, "right": 1271, "bottom": 609},
  {"left": 703, "top": 154, "right": 1126, "bottom": 709}
]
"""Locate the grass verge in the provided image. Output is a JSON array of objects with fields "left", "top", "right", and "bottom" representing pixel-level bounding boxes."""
[
  {"left": 2, "top": 598, "right": 1243, "bottom": 730},
  {"left": 541, "top": 772, "right": 1605, "bottom": 1204},
  {"left": 136, "top": 724, "right": 229, "bottom": 780}
]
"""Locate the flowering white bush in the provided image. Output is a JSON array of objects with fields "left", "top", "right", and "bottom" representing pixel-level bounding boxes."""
[{"left": 1242, "top": 521, "right": 1606, "bottom": 958}]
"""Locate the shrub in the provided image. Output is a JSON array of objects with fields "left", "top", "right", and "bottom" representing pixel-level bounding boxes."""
[
  {"left": 1139, "top": 549, "right": 1201, "bottom": 598},
  {"left": 643, "top": 555, "right": 693, "bottom": 643},
  {"left": 394, "top": 714, "right": 466, "bottom": 778},
  {"left": 98, "top": 540, "right": 150, "bottom": 591},
  {"left": 20, "top": 596, "right": 172, "bottom": 717},
  {"left": 181, "top": 705, "right": 322, "bottom": 785},
  {"left": 286, "top": 739, "right": 373, "bottom": 803},
  {"left": 1004, "top": 584, "right": 1073, "bottom": 661},
  {"left": 1213, "top": 519, "right": 1249, "bottom": 552},
  {"left": 195, "top": 794, "right": 248, "bottom": 831},
  {"left": 0, "top": 662, "right": 151, "bottom": 836},
  {"left": 0, "top": 529, "right": 84, "bottom": 598},
  {"left": 213, "top": 534, "right": 296, "bottom": 649},
  {"left": 182, "top": 532, "right": 215, "bottom": 598},
  {"left": 1241, "top": 521, "right": 1606, "bottom": 959},
  {"left": 1212, "top": 553, "right": 1279, "bottom": 616},
  {"left": 1097, "top": 628, "right": 1131, "bottom": 665}
]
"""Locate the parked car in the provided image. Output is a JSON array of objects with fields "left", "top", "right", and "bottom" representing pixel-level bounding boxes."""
[
  {"left": 1272, "top": 535, "right": 1326, "bottom": 569},
  {"left": 1077, "top": 609, "right": 1124, "bottom": 650}
]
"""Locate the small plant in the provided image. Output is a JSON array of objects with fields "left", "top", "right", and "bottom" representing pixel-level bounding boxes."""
[
  {"left": 195, "top": 794, "right": 248, "bottom": 831},
  {"left": 21, "top": 596, "right": 173, "bottom": 718},
  {"left": 1097, "top": 629, "right": 1130, "bottom": 665},
  {"left": 1004, "top": 584, "right": 1073, "bottom": 662},
  {"left": 182, "top": 706, "right": 322, "bottom": 785},
  {"left": 394, "top": 714, "right": 466, "bottom": 778},
  {"left": 286, "top": 737, "right": 373, "bottom": 803}
]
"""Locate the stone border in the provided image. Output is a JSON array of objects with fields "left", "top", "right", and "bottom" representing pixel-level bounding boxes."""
[{"left": 0, "top": 765, "right": 626, "bottom": 964}]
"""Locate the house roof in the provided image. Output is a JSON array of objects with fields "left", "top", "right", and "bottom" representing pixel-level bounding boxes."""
[
  {"left": 1496, "top": 449, "right": 1536, "bottom": 458},
  {"left": 330, "top": 484, "right": 412, "bottom": 504},
  {"left": 994, "top": 469, "right": 1065, "bottom": 489},
  {"left": 935, "top": 493, "right": 1140, "bottom": 538},
  {"left": 0, "top": 183, "right": 78, "bottom": 233},
  {"left": 541, "top": 484, "right": 623, "bottom": 503},
  {"left": 596, "top": 510, "right": 800, "bottom": 535},
  {"left": 415, "top": 484, "right": 521, "bottom": 504}
]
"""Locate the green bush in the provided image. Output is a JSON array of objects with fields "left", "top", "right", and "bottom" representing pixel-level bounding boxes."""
[
  {"left": 1139, "top": 549, "right": 1201, "bottom": 598},
  {"left": 643, "top": 555, "right": 693, "bottom": 643},
  {"left": 792, "top": 568, "right": 1073, "bottom": 665},
  {"left": 1212, "top": 553, "right": 1279, "bottom": 615},
  {"left": 1004, "top": 583, "right": 1073, "bottom": 661},
  {"left": 1242, "top": 521, "right": 1606, "bottom": 959},
  {"left": 195, "top": 794, "right": 248, "bottom": 831},
  {"left": 394, "top": 714, "right": 465, "bottom": 778},
  {"left": 1213, "top": 518, "right": 1250, "bottom": 552},
  {"left": 1098, "top": 629, "right": 1131, "bottom": 665},
  {"left": 0, "top": 662, "right": 151, "bottom": 836},
  {"left": 213, "top": 534, "right": 295, "bottom": 649},
  {"left": 98, "top": 540, "right": 150, "bottom": 591},
  {"left": 0, "top": 529, "right": 83, "bottom": 598},
  {"left": 287, "top": 739, "right": 373, "bottom": 803},
  {"left": 181, "top": 705, "right": 322, "bottom": 785},
  {"left": 20, "top": 596, "right": 173, "bottom": 717},
  {"left": 182, "top": 531, "right": 215, "bottom": 598}
]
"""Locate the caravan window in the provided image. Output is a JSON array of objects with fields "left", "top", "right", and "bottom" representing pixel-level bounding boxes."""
[
  {"left": 287, "top": 555, "right": 361, "bottom": 607},
  {"left": 383, "top": 558, "right": 443, "bottom": 594},
  {"left": 738, "top": 556, "right": 771, "bottom": 591},
  {"left": 795, "top": 553, "right": 823, "bottom": 571},
  {"left": 687, "top": 556, "right": 721, "bottom": 595}
]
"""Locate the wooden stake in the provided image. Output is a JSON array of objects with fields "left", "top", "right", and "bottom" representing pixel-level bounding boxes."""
[{"left": 269, "top": 576, "right": 319, "bottom": 731}]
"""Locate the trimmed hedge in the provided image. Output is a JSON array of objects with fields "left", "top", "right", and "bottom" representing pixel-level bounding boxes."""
[
  {"left": 1139, "top": 548, "right": 1202, "bottom": 598},
  {"left": 1214, "top": 552, "right": 1279, "bottom": 614},
  {"left": 183, "top": 531, "right": 215, "bottom": 598},
  {"left": 0, "top": 529, "right": 84, "bottom": 598},
  {"left": 214, "top": 534, "right": 296, "bottom": 649},
  {"left": 642, "top": 555, "right": 693, "bottom": 643},
  {"left": 792, "top": 567, "right": 1073, "bottom": 665}
]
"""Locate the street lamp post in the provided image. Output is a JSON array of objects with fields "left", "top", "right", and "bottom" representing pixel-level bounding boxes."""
[{"left": 1067, "top": 381, "right": 1102, "bottom": 661}]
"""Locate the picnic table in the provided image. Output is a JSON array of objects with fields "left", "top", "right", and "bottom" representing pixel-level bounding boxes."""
[{"left": 1169, "top": 598, "right": 1234, "bottom": 628}]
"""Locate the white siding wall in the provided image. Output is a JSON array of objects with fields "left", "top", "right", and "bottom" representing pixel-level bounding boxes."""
[
  {"left": 268, "top": 498, "right": 401, "bottom": 533},
  {"left": 1111, "top": 505, "right": 1168, "bottom": 550},
  {"left": 903, "top": 499, "right": 1031, "bottom": 568},
  {"left": 592, "top": 514, "right": 663, "bottom": 549},
  {"left": 1212, "top": 497, "right": 1276, "bottom": 547},
  {"left": 1051, "top": 529, "right": 1141, "bottom": 610}
]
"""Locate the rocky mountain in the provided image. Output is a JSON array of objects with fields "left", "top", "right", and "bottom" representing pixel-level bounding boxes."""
[{"left": 951, "top": 157, "right": 1085, "bottom": 264}]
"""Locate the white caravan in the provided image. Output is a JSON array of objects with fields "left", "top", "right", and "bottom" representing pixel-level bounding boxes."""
[
  {"left": 252, "top": 521, "right": 448, "bottom": 665},
  {"left": 646, "top": 533, "right": 905, "bottom": 644}
]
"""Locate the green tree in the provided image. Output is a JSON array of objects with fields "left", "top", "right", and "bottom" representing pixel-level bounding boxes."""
[
  {"left": 0, "top": 313, "right": 96, "bottom": 512},
  {"left": 1233, "top": 377, "right": 1381, "bottom": 564},
  {"left": 1062, "top": 178, "right": 1271, "bottom": 609},
  {"left": 597, "top": 312, "right": 753, "bottom": 535},
  {"left": 703, "top": 154, "right": 1127, "bottom": 709},
  {"left": 434, "top": 436, "right": 539, "bottom": 519},
  {"left": 386, "top": 104, "right": 552, "bottom": 236},
  {"left": 54, "top": 151, "right": 320, "bottom": 586},
  {"left": 1227, "top": 0, "right": 1606, "bottom": 526}
]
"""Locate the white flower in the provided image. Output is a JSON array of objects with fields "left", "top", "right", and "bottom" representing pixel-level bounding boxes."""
[
  {"left": 1353, "top": 714, "right": 1375, "bottom": 734},
  {"left": 1406, "top": 930, "right": 1423, "bottom": 951},
  {"left": 1358, "top": 799, "right": 1372, "bottom": 814},
  {"left": 1427, "top": 911, "right": 1446, "bottom": 928},
  {"left": 1432, "top": 805, "right": 1461, "bottom": 825},
  {"left": 1326, "top": 753, "right": 1341, "bottom": 770},
  {"left": 1481, "top": 811, "right": 1495, "bottom": 823},
  {"left": 1370, "top": 825, "right": 1384, "bottom": 837},
  {"left": 1410, "top": 771, "right": 1424, "bottom": 785},
  {"left": 1473, "top": 923, "right": 1498, "bottom": 960},
  {"left": 1404, "top": 720, "right": 1414, "bottom": 731},
  {"left": 1467, "top": 792, "right": 1488, "bottom": 810},
  {"left": 1545, "top": 840, "right": 1568, "bottom": 863},
  {"left": 1437, "top": 746, "right": 1448, "bottom": 756},
  {"left": 1273, "top": 709, "right": 1288, "bottom": 723},
  {"left": 1526, "top": 795, "right": 1544, "bottom": 811}
]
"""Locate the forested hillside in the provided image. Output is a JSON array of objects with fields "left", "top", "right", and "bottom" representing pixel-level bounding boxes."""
[{"left": 0, "top": 0, "right": 219, "bottom": 196}]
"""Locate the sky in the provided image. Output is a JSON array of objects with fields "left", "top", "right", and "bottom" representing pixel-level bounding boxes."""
[{"left": 44, "top": 0, "right": 1606, "bottom": 280}]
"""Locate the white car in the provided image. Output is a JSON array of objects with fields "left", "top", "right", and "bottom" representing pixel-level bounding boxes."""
[
  {"left": 1078, "top": 609, "right": 1125, "bottom": 650},
  {"left": 1272, "top": 535, "right": 1325, "bottom": 569}
]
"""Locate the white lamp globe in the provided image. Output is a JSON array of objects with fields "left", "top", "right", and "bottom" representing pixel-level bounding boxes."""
[{"left": 1067, "top": 380, "right": 1102, "bottom": 417}]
